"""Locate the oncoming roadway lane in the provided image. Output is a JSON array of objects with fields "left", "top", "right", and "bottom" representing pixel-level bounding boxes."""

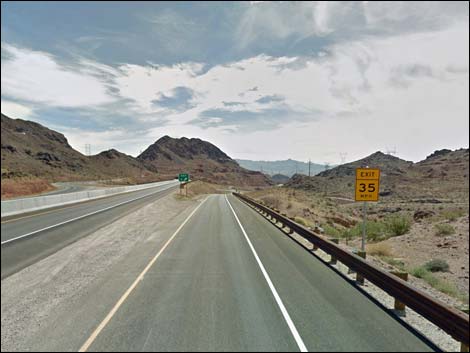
[{"left": 1, "top": 180, "right": 179, "bottom": 278}]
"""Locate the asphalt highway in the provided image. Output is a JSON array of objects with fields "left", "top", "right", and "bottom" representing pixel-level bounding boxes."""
[
  {"left": 80, "top": 194, "right": 434, "bottom": 352},
  {"left": 1, "top": 180, "right": 179, "bottom": 278},
  {"left": 1, "top": 192, "right": 437, "bottom": 351}
]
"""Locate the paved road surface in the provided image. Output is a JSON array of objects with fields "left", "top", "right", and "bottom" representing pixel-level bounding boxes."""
[
  {"left": 1, "top": 193, "right": 436, "bottom": 351},
  {"left": 81, "top": 194, "right": 434, "bottom": 352},
  {"left": 1, "top": 180, "right": 179, "bottom": 278}
]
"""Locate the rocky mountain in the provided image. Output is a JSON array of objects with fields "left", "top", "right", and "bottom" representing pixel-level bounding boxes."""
[
  {"left": 316, "top": 151, "right": 413, "bottom": 178},
  {"left": 271, "top": 173, "right": 290, "bottom": 184},
  {"left": 1, "top": 115, "right": 270, "bottom": 190},
  {"left": 287, "top": 149, "right": 469, "bottom": 201},
  {"left": 236, "top": 158, "right": 326, "bottom": 177},
  {"left": 138, "top": 136, "right": 270, "bottom": 187},
  {"left": 1, "top": 114, "right": 152, "bottom": 182}
]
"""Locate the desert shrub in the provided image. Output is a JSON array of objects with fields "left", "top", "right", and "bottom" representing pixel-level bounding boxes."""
[
  {"left": 411, "top": 266, "right": 458, "bottom": 296},
  {"left": 424, "top": 259, "right": 449, "bottom": 273},
  {"left": 286, "top": 203, "right": 292, "bottom": 209},
  {"left": 434, "top": 223, "right": 455, "bottom": 236},
  {"left": 322, "top": 224, "right": 340, "bottom": 237},
  {"left": 261, "top": 196, "right": 281, "bottom": 209},
  {"left": 385, "top": 215, "right": 411, "bottom": 236},
  {"left": 366, "top": 242, "right": 393, "bottom": 257},
  {"left": 381, "top": 257, "right": 405, "bottom": 271},
  {"left": 342, "top": 221, "right": 386, "bottom": 241},
  {"left": 441, "top": 209, "right": 466, "bottom": 221},
  {"left": 294, "top": 216, "right": 311, "bottom": 227},
  {"left": 411, "top": 266, "right": 429, "bottom": 279}
]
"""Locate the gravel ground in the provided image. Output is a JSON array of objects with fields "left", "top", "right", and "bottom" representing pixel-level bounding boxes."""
[
  {"left": 1, "top": 191, "right": 200, "bottom": 351},
  {"left": 264, "top": 216, "right": 463, "bottom": 352}
]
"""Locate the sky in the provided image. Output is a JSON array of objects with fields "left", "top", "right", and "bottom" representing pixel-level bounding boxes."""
[{"left": 1, "top": 1, "right": 469, "bottom": 164}]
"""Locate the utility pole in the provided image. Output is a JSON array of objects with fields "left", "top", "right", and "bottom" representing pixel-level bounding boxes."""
[
  {"left": 85, "top": 144, "right": 91, "bottom": 156},
  {"left": 140, "top": 150, "right": 144, "bottom": 179},
  {"left": 339, "top": 152, "right": 347, "bottom": 165},
  {"left": 324, "top": 162, "right": 330, "bottom": 196},
  {"left": 308, "top": 159, "right": 311, "bottom": 177}
]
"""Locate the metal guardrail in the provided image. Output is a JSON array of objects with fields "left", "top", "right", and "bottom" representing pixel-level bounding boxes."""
[{"left": 233, "top": 192, "right": 470, "bottom": 347}]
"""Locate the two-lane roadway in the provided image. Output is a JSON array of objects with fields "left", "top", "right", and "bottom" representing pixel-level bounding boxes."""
[{"left": 77, "top": 194, "right": 435, "bottom": 352}]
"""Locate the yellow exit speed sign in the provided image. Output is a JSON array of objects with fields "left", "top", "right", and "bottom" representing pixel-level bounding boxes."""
[{"left": 355, "top": 168, "right": 380, "bottom": 202}]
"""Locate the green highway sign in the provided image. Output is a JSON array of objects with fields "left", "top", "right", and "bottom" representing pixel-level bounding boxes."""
[{"left": 178, "top": 173, "right": 189, "bottom": 182}]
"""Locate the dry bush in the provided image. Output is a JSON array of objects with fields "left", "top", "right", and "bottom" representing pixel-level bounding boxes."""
[
  {"left": 1, "top": 178, "right": 55, "bottom": 199},
  {"left": 261, "top": 195, "right": 281, "bottom": 209},
  {"left": 177, "top": 181, "right": 223, "bottom": 199},
  {"left": 366, "top": 242, "right": 393, "bottom": 257}
]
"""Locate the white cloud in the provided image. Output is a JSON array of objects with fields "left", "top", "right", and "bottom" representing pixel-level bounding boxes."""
[
  {"left": 236, "top": 1, "right": 469, "bottom": 49},
  {"left": 1, "top": 44, "right": 116, "bottom": 108},
  {"left": 1, "top": 3, "right": 468, "bottom": 163},
  {"left": 1, "top": 100, "right": 34, "bottom": 119},
  {"left": 109, "top": 21, "right": 468, "bottom": 162}
]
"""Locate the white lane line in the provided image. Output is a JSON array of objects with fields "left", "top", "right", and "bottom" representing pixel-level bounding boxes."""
[
  {"left": 1, "top": 184, "right": 177, "bottom": 246},
  {"left": 225, "top": 195, "right": 308, "bottom": 352},
  {"left": 79, "top": 196, "right": 209, "bottom": 352}
]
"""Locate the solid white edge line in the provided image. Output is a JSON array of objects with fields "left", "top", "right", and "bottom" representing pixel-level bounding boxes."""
[
  {"left": 225, "top": 195, "right": 308, "bottom": 352},
  {"left": 1, "top": 184, "right": 177, "bottom": 245},
  {"left": 79, "top": 196, "right": 209, "bottom": 352}
]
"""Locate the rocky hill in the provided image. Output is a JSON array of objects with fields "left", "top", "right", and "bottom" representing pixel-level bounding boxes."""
[
  {"left": 1, "top": 114, "right": 153, "bottom": 182},
  {"left": 138, "top": 136, "right": 270, "bottom": 187},
  {"left": 287, "top": 149, "right": 469, "bottom": 201},
  {"left": 1, "top": 115, "right": 270, "bottom": 193},
  {"left": 271, "top": 173, "right": 290, "bottom": 184},
  {"left": 317, "top": 151, "right": 413, "bottom": 178}
]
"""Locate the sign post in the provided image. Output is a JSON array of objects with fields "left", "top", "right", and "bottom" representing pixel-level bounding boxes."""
[
  {"left": 355, "top": 167, "right": 380, "bottom": 252},
  {"left": 178, "top": 173, "right": 190, "bottom": 197}
]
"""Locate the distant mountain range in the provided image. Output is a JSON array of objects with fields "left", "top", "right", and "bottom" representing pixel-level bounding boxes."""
[
  {"left": 287, "top": 149, "right": 469, "bottom": 200},
  {"left": 1, "top": 114, "right": 270, "bottom": 188},
  {"left": 236, "top": 159, "right": 329, "bottom": 177}
]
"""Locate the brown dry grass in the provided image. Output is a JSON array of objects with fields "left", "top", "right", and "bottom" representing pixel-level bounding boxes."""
[
  {"left": 1, "top": 178, "right": 55, "bottom": 200},
  {"left": 175, "top": 180, "right": 226, "bottom": 199},
  {"left": 366, "top": 242, "right": 394, "bottom": 257}
]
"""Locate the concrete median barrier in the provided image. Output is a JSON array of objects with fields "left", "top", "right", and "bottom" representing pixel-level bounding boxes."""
[{"left": 1, "top": 179, "right": 178, "bottom": 218}]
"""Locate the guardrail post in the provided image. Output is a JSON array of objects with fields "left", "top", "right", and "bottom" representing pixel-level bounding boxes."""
[
  {"left": 348, "top": 250, "right": 357, "bottom": 274},
  {"left": 280, "top": 213, "right": 287, "bottom": 228},
  {"left": 356, "top": 251, "right": 366, "bottom": 285},
  {"left": 329, "top": 238, "right": 339, "bottom": 264},
  {"left": 391, "top": 271, "right": 408, "bottom": 316}
]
